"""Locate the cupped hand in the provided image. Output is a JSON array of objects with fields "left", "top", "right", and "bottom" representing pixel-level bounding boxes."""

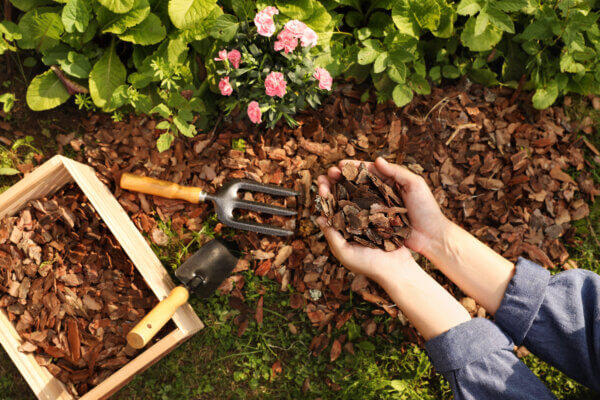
[
  {"left": 318, "top": 157, "right": 450, "bottom": 258},
  {"left": 316, "top": 171, "right": 417, "bottom": 285}
]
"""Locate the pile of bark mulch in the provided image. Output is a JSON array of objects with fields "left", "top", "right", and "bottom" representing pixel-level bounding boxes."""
[
  {"left": 0, "top": 184, "right": 161, "bottom": 397},
  {"left": 65, "top": 81, "right": 598, "bottom": 352},
  {"left": 317, "top": 162, "right": 411, "bottom": 251}
]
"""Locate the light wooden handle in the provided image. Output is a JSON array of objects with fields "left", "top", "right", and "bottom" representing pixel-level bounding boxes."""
[
  {"left": 120, "top": 173, "right": 202, "bottom": 204},
  {"left": 126, "top": 286, "right": 189, "bottom": 349}
]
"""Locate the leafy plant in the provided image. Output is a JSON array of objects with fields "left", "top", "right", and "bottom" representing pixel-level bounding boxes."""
[
  {"left": 209, "top": 5, "right": 334, "bottom": 128},
  {"left": 0, "top": 20, "right": 21, "bottom": 55},
  {"left": 0, "top": 93, "right": 16, "bottom": 115},
  {"left": 0, "top": 136, "right": 41, "bottom": 176}
]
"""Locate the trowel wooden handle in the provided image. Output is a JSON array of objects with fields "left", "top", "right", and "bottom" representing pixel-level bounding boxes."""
[
  {"left": 120, "top": 173, "right": 202, "bottom": 204},
  {"left": 126, "top": 286, "right": 189, "bottom": 349}
]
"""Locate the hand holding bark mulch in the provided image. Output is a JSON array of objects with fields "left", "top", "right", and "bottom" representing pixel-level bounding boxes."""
[
  {"left": 317, "top": 162, "right": 411, "bottom": 251},
  {"left": 0, "top": 184, "right": 161, "bottom": 397}
]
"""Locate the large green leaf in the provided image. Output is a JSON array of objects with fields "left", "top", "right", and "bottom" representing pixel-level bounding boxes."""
[
  {"left": 304, "top": 1, "right": 333, "bottom": 33},
  {"left": 391, "top": 0, "right": 419, "bottom": 37},
  {"left": 209, "top": 14, "right": 239, "bottom": 42},
  {"left": 62, "top": 0, "right": 92, "bottom": 33},
  {"left": 461, "top": 16, "right": 503, "bottom": 51},
  {"left": 532, "top": 80, "right": 558, "bottom": 109},
  {"left": 407, "top": 0, "right": 440, "bottom": 31},
  {"left": 17, "top": 8, "right": 64, "bottom": 52},
  {"left": 392, "top": 84, "right": 413, "bottom": 107},
  {"left": 118, "top": 13, "right": 166, "bottom": 45},
  {"left": 168, "top": 0, "right": 219, "bottom": 30},
  {"left": 98, "top": 0, "right": 135, "bottom": 13},
  {"left": 60, "top": 51, "right": 92, "bottom": 79},
  {"left": 89, "top": 43, "right": 127, "bottom": 111},
  {"left": 276, "top": 0, "right": 314, "bottom": 20},
  {"left": 9, "top": 0, "right": 53, "bottom": 12},
  {"left": 456, "top": 0, "right": 480, "bottom": 16},
  {"left": 97, "top": 0, "right": 150, "bottom": 34},
  {"left": 26, "top": 69, "right": 71, "bottom": 111},
  {"left": 487, "top": 5, "right": 514, "bottom": 33}
]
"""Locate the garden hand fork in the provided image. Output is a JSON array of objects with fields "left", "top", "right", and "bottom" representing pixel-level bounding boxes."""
[{"left": 120, "top": 173, "right": 299, "bottom": 236}]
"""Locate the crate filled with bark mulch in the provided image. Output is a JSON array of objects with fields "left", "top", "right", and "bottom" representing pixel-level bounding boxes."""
[{"left": 0, "top": 155, "right": 203, "bottom": 400}]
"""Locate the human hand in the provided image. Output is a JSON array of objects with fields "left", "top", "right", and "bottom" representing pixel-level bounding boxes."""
[
  {"left": 316, "top": 165, "right": 419, "bottom": 285},
  {"left": 318, "top": 157, "right": 451, "bottom": 257}
]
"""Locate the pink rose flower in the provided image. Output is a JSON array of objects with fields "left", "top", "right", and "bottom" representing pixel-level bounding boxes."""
[
  {"left": 214, "top": 49, "right": 228, "bottom": 62},
  {"left": 254, "top": 9, "right": 276, "bottom": 37},
  {"left": 262, "top": 6, "right": 279, "bottom": 17},
  {"left": 219, "top": 77, "right": 233, "bottom": 96},
  {"left": 264, "top": 71, "right": 286, "bottom": 98},
  {"left": 227, "top": 49, "right": 241, "bottom": 69},
  {"left": 313, "top": 67, "right": 332, "bottom": 90},
  {"left": 247, "top": 101, "right": 262, "bottom": 124},
  {"left": 284, "top": 20, "right": 307, "bottom": 37},
  {"left": 274, "top": 28, "right": 298, "bottom": 54},
  {"left": 301, "top": 27, "right": 318, "bottom": 48}
]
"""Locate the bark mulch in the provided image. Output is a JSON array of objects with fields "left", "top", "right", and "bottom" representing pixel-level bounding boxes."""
[
  {"left": 0, "top": 184, "right": 162, "bottom": 397},
  {"left": 61, "top": 82, "right": 597, "bottom": 352}
]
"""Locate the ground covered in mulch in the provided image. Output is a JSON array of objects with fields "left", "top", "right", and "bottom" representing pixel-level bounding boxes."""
[{"left": 51, "top": 81, "right": 597, "bottom": 352}]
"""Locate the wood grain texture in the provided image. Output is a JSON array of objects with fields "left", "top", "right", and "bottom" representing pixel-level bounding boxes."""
[
  {"left": 0, "top": 156, "right": 204, "bottom": 400},
  {"left": 120, "top": 173, "right": 203, "bottom": 204}
]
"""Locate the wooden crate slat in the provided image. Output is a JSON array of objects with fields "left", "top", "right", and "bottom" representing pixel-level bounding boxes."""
[
  {"left": 0, "top": 156, "right": 204, "bottom": 400},
  {"left": 61, "top": 157, "right": 204, "bottom": 336}
]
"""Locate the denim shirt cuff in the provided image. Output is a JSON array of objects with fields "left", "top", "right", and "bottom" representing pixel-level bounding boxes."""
[
  {"left": 425, "top": 318, "right": 513, "bottom": 372},
  {"left": 495, "top": 257, "right": 550, "bottom": 345}
]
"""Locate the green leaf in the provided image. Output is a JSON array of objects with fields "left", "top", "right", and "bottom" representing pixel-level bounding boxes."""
[
  {"left": 59, "top": 51, "right": 91, "bottom": 79},
  {"left": 456, "top": 0, "right": 480, "bottom": 16},
  {"left": 17, "top": 8, "right": 64, "bottom": 53},
  {"left": 61, "top": 0, "right": 91, "bottom": 33},
  {"left": 97, "top": 0, "right": 150, "bottom": 34},
  {"left": 474, "top": 11, "right": 489, "bottom": 36},
  {"left": 150, "top": 104, "right": 172, "bottom": 118},
  {"left": 392, "top": 84, "right": 413, "bottom": 106},
  {"left": 431, "top": 0, "right": 455, "bottom": 38},
  {"left": 442, "top": 65, "right": 460, "bottom": 79},
  {"left": 118, "top": 13, "right": 166, "bottom": 45},
  {"left": 356, "top": 341, "right": 376, "bottom": 351},
  {"left": 98, "top": 0, "right": 134, "bottom": 13},
  {"left": 155, "top": 120, "right": 171, "bottom": 130},
  {"left": 495, "top": 0, "right": 527, "bottom": 12},
  {"left": 389, "top": 379, "right": 408, "bottom": 393},
  {"left": 409, "top": 74, "right": 430, "bottom": 94},
  {"left": 519, "top": 19, "right": 552, "bottom": 41},
  {"left": 407, "top": 0, "right": 441, "bottom": 31},
  {"left": 168, "top": 0, "right": 219, "bottom": 30},
  {"left": 461, "top": 16, "right": 503, "bottom": 51},
  {"left": 89, "top": 43, "right": 127, "bottom": 111},
  {"left": 210, "top": 14, "right": 239, "bottom": 42},
  {"left": 487, "top": 5, "right": 514, "bottom": 33},
  {"left": 156, "top": 132, "right": 175, "bottom": 152},
  {"left": 559, "top": 53, "right": 585, "bottom": 74},
  {"left": 358, "top": 46, "right": 381, "bottom": 65},
  {"left": 532, "top": 80, "right": 558, "bottom": 109},
  {"left": 276, "top": 0, "right": 313, "bottom": 20},
  {"left": 26, "top": 69, "right": 71, "bottom": 111},
  {"left": 387, "top": 63, "right": 407, "bottom": 83},
  {"left": 304, "top": 1, "right": 333, "bottom": 33},
  {"left": 373, "top": 52, "right": 388, "bottom": 74},
  {"left": 391, "top": 0, "right": 420, "bottom": 37},
  {"left": 9, "top": 0, "right": 53, "bottom": 12},
  {"left": 173, "top": 115, "right": 197, "bottom": 137},
  {"left": 368, "top": 11, "right": 393, "bottom": 37},
  {"left": 0, "top": 93, "right": 16, "bottom": 113}
]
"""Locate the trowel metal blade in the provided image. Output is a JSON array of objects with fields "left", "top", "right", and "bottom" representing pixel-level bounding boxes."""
[{"left": 175, "top": 239, "right": 240, "bottom": 298}]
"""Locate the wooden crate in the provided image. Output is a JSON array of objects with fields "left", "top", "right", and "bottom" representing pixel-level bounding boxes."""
[{"left": 0, "top": 155, "right": 204, "bottom": 400}]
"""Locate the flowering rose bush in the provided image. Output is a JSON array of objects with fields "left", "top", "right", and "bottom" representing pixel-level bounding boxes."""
[{"left": 211, "top": 6, "right": 333, "bottom": 128}]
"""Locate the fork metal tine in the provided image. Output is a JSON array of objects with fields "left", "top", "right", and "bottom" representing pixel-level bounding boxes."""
[
  {"left": 234, "top": 199, "right": 297, "bottom": 216},
  {"left": 235, "top": 180, "right": 300, "bottom": 197},
  {"left": 223, "top": 218, "right": 294, "bottom": 236}
]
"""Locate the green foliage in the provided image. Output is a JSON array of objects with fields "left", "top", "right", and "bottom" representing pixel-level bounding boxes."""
[
  {"left": 324, "top": 0, "right": 600, "bottom": 108},
  {"left": 0, "top": 93, "right": 16, "bottom": 114},
  {"left": 0, "top": 136, "right": 41, "bottom": 176}
]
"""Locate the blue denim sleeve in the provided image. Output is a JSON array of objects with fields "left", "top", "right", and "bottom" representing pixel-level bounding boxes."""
[
  {"left": 495, "top": 257, "right": 600, "bottom": 392},
  {"left": 425, "top": 318, "right": 557, "bottom": 400}
]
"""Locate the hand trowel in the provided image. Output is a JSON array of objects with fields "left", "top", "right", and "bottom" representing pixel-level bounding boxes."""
[{"left": 127, "top": 238, "right": 240, "bottom": 349}]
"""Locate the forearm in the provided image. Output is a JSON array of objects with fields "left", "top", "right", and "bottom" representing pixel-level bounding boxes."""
[
  {"left": 422, "top": 220, "right": 515, "bottom": 314},
  {"left": 377, "top": 259, "right": 471, "bottom": 340}
]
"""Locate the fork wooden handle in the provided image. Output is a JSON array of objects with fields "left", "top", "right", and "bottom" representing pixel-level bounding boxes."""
[{"left": 120, "top": 173, "right": 203, "bottom": 204}]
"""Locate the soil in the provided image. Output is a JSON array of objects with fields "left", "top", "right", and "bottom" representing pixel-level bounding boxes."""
[{"left": 1, "top": 58, "right": 598, "bottom": 353}]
